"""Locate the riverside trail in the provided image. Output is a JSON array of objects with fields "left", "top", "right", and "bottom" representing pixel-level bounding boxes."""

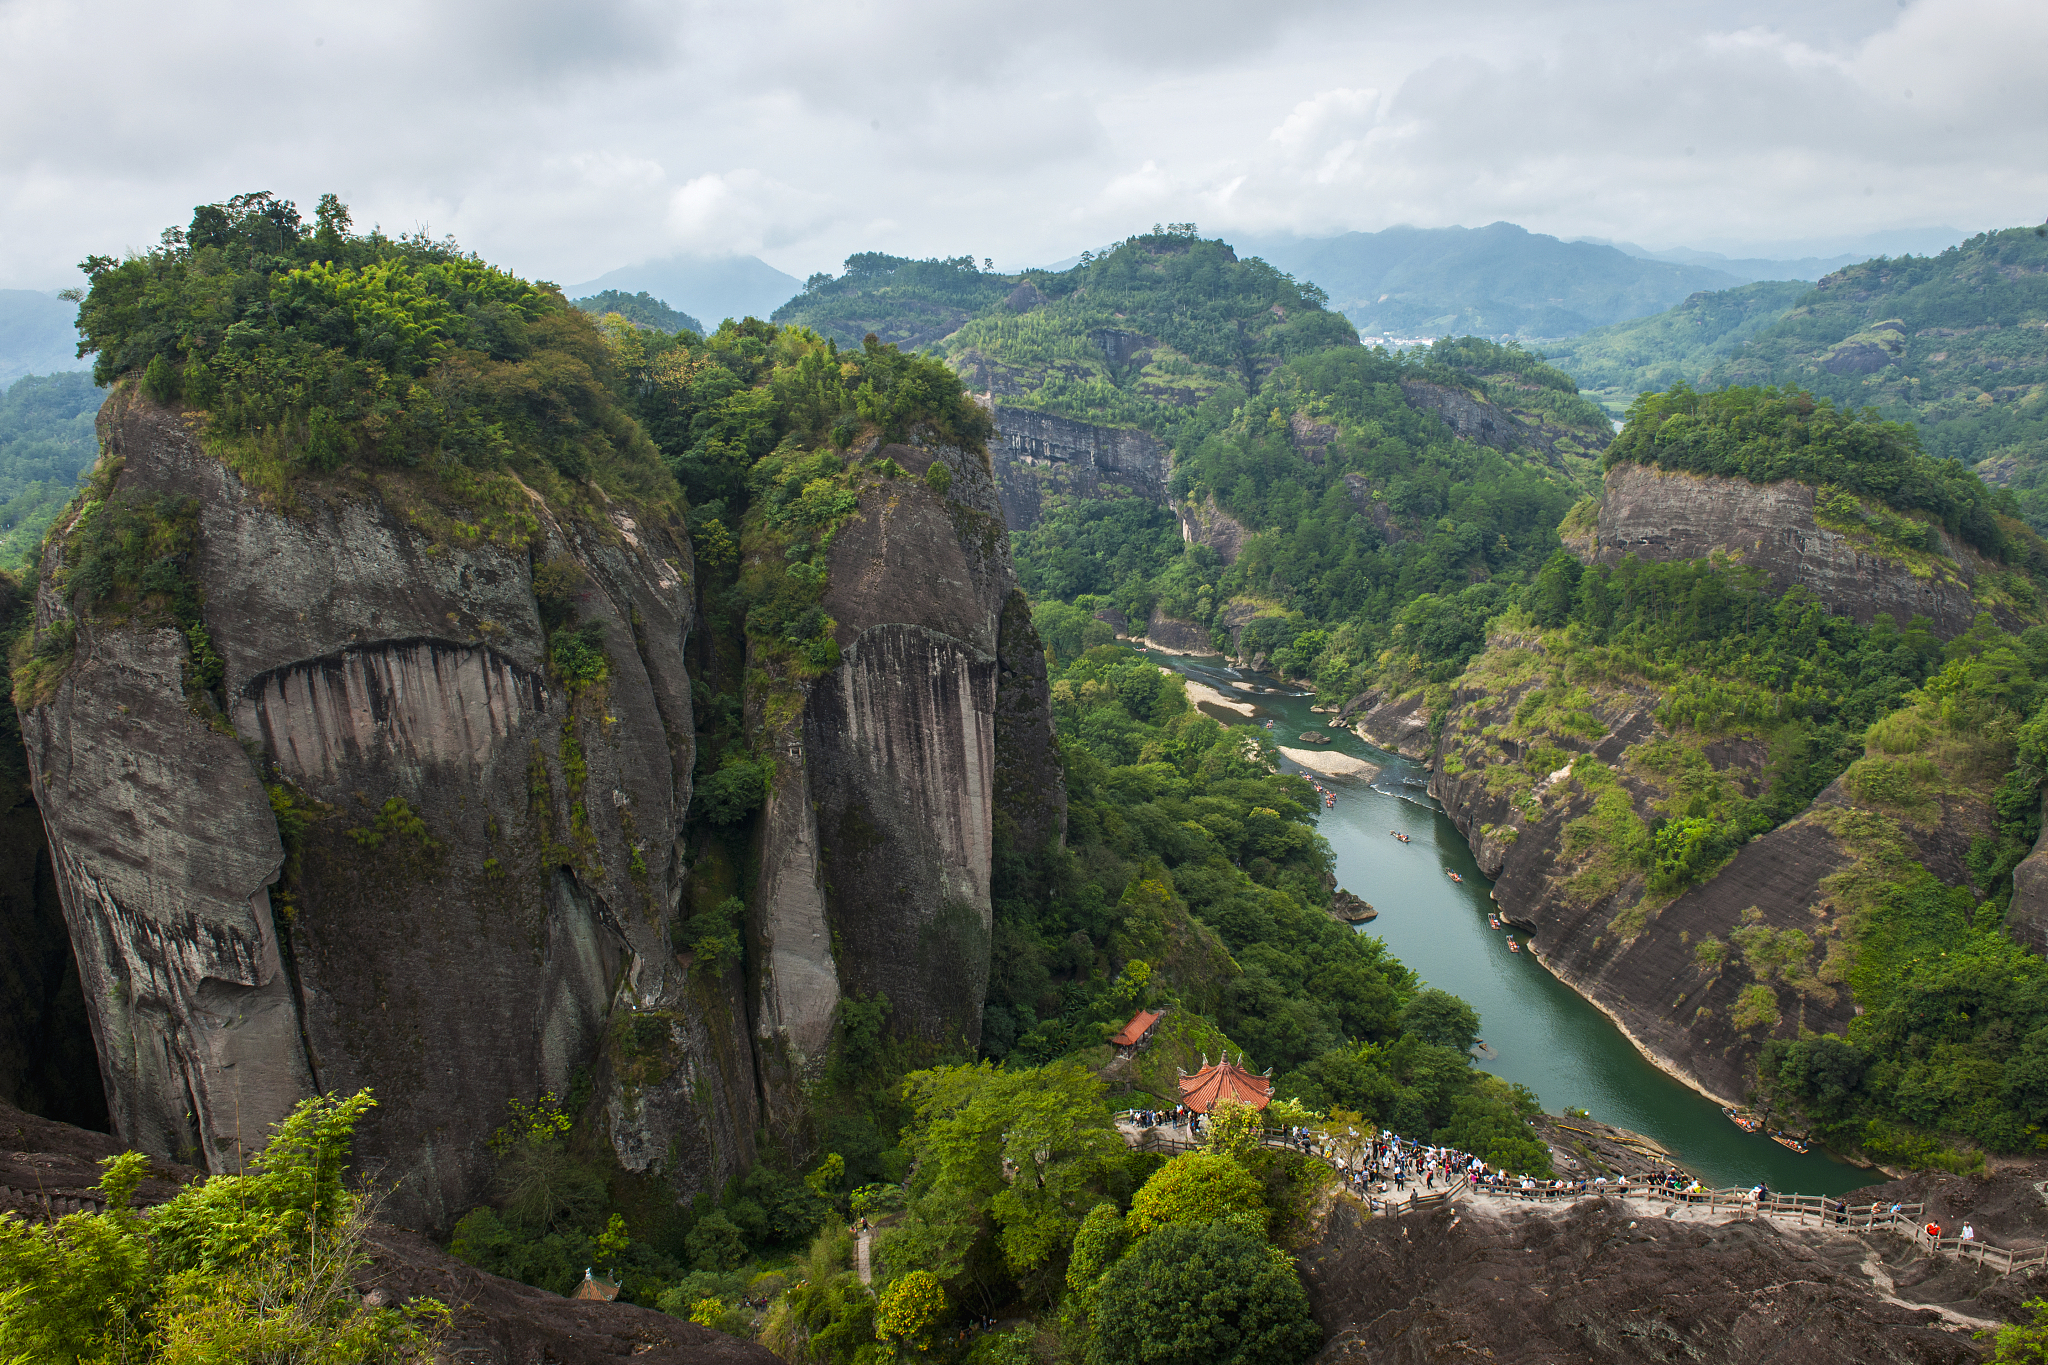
[{"left": 1148, "top": 648, "right": 1873, "bottom": 1195}]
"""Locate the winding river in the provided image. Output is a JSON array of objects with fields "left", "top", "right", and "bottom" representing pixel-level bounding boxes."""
[{"left": 1149, "top": 648, "right": 1874, "bottom": 1195}]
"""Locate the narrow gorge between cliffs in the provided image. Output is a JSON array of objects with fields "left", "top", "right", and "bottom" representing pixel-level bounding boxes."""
[{"left": 1149, "top": 648, "right": 1874, "bottom": 1195}]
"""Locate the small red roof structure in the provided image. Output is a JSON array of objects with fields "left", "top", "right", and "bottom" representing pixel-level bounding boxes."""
[
  {"left": 1110, "top": 1009, "right": 1164, "bottom": 1049},
  {"left": 1178, "top": 1055, "right": 1273, "bottom": 1113}
]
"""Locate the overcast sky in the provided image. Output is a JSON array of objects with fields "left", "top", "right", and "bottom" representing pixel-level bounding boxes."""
[{"left": 2, "top": 0, "right": 2041, "bottom": 289}]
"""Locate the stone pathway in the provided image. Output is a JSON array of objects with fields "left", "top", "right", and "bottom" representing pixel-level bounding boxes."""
[{"left": 856, "top": 1227, "right": 872, "bottom": 1286}]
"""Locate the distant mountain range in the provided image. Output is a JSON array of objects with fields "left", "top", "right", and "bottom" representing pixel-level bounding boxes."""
[
  {"left": 565, "top": 254, "right": 802, "bottom": 333},
  {"left": 1539, "top": 225, "right": 2047, "bottom": 532},
  {"left": 1238, "top": 224, "right": 1747, "bottom": 341},
  {"left": 1541, "top": 280, "right": 1816, "bottom": 418},
  {"left": 1235, "top": 223, "right": 1969, "bottom": 343},
  {"left": 0, "top": 290, "right": 88, "bottom": 389}
]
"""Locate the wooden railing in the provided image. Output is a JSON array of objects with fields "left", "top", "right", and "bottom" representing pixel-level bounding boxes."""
[
  {"left": 1370, "top": 1175, "right": 1468, "bottom": 1216},
  {"left": 1119, "top": 1119, "right": 2047, "bottom": 1272}
]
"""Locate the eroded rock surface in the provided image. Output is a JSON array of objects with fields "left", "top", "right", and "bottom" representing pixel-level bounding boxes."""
[
  {"left": 1585, "top": 463, "right": 1995, "bottom": 639},
  {"left": 1301, "top": 1197, "right": 1987, "bottom": 1364},
  {"left": 986, "top": 406, "right": 1169, "bottom": 532},
  {"left": 749, "top": 438, "right": 1063, "bottom": 1111},
  {"left": 1398, "top": 379, "right": 1530, "bottom": 453},
  {"left": 2006, "top": 822, "right": 2048, "bottom": 956},
  {"left": 24, "top": 390, "right": 756, "bottom": 1230},
  {"left": 1141, "top": 608, "right": 1210, "bottom": 653},
  {"left": 1428, "top": 628, "right": 1991, "bottom": 1105},
  {"left": 1338, "top": 686, "right": 1433, "bottom": 760},
  {"left": 1177, "top": 495, "right": 1248, "bottom": 565}
]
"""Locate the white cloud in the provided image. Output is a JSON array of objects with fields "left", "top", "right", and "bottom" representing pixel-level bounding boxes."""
[
  {"left": 667, "top": 169, "right": 837, "bottom": 255},
  {"left": 0, "top": 0, "right": 2040, "bottom": 289}
]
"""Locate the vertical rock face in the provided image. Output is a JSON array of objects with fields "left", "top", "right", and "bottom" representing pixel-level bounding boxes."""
[
  {"left": 23, "top": 390, "right": 758, "bottom": 1229},
  {"left": 1177, "top": 496, "right": 1248, "bottom": 566},
  {"left": 24, "top": 389, "right": 1070, "bottom": 1215},
  {"left": 0, "top": 785, "right": 104, "bottom": 1130},
  {"left": 2007, "top": 822, "right": 2048, "bottom": 957},
  {"left": 1397, "top": 380, "right": 1527, "bottom": 451},
  {"left": 749, "top": 438, "right": 1063, "bottom": 1106},
  {"left": 986, "top": 407, "right": 1169, "bottom": 532},
  {"left": 1586, "top": 463, "right": 1994, "bottom": 639}
]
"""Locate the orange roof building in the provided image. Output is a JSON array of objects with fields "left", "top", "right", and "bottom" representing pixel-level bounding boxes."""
[
  {"left": 1110, "top": 1009, "right": 1164, "bottom": 1050},
  {"left": 1177, "top": 1055, "right": 1273, "bottom": 1113}
]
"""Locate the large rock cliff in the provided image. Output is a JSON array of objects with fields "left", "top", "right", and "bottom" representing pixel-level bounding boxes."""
[
  {"left": 22, "top": 389, "right": 756, "bottom": 1229},
  {"left": 748, "top": 439, "right": 1064, "bottom": 1126},
  {"left": 1426, "top": 626, "right": 1989, "bottom": 1105},
  {"left": 986, "top": 406, "right": 1170, "bottom": 532},
  {"left": 1581, "top": 463, "right": 2005, "bottom": 640}
]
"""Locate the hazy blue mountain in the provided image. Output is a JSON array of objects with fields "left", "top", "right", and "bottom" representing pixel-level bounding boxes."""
[
  {"left": 0, "top": 290, "right": 89, "bottom": 389},
  {"left": 1239, "top": 223, "right": 1743, "bottom": 342},
  {"left": 566, "top": 254, "right": 802, "bottom": 331},
  {"left": 1597, "top": 245, "right": 1862, "bottom": 284},
  {"left": 1577, "top": 227, "right": 1967, "bottom": 285}
]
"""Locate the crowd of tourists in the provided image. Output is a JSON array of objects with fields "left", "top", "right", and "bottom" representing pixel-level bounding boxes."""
[{"left": 1128, "top": 1106, "right": 1206, "bottom": 1139}]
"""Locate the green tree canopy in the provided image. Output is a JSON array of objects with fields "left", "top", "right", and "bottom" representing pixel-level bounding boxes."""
[
  {"left": 1126, "top": 1152, "right": 1266, "bottom": 1238},
  {"left": 1089, "top": 1221, "right": 1321, "bottom": 1365}
]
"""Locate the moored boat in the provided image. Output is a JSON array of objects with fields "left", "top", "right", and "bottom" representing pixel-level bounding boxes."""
[{"left": 1723, "top": 1106, "right": 1764, "bottom": 1133}]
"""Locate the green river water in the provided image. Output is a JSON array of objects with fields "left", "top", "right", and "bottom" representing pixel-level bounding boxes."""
[{"left": 1150, "top": 649, "right": 1876, "bottom": 1195}]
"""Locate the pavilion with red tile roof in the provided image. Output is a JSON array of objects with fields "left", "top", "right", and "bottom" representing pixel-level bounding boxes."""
[
  {"left": 1110, "top": 1009, "right": 1163, "bottom": 1053},
  {"left": 1177, "top": 1054, "right": 1273, "bottom": 1113}
]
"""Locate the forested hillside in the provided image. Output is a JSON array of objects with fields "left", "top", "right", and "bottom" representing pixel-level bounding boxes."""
[
  {"left": 0, "top": 372, "right": 102, "bottom": 566},
  {"left": 1542, "top": 280, "right": 1810, "bottom": 417},
  {"left": 1012, "top": 339, "right": 1598, "bottom": 682},
  {"left": 1240, "top": 222, "right": 1746, "bottom": 340},
  {"left": 1707, "top": 230, "right": 2048, "bottom": 526},
  {"left": 777, "top": 228, "right": 1359, "bottom": 431},
  {"left": 572, "top": 288, "right": 703, "bottom": 335}
]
